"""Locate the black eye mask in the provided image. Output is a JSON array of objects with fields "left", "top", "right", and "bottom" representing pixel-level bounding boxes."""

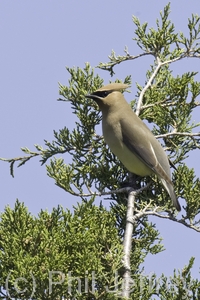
[{"left": 92, "top": 90, "right": 112, "bottom": 98}]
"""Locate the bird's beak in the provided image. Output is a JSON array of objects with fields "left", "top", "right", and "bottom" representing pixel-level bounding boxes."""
[
  {"left": 85, "top": 94, "right": 93, "bottom": 99},
  {"left": 85, "top": 94, "right": 99, "bottom": 101}
]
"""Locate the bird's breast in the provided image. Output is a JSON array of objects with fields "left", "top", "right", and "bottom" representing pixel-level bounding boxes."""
[{"left": 102, "top": 116, "right": 152, "bottom": 176}]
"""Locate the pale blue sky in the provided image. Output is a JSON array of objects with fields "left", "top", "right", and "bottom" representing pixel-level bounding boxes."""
[{"left": 0, "top": 0, "right": 200, "bottom": 281}]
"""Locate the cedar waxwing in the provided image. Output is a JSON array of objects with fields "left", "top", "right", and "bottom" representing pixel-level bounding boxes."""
[{"left": 86, "top": 83, "right": 181, "bottom": 211}]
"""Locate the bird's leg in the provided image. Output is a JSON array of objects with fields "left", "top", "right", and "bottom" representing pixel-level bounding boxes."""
[{"left": 120, "top": 172, "right": 141, "bottom": 190}]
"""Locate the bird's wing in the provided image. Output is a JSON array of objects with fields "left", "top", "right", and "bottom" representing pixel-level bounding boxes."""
[{"left": 120, "top": 118, "right": 173, "bottom": 184}]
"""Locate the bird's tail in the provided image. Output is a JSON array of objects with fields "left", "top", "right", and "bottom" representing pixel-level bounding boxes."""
[{"left": 160, "top": 177, "right": 181, "bottom": 211}]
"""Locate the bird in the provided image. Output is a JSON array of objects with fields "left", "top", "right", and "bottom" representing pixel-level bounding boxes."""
[{"left": 86, "top": 83, "right": 181, "bottom": 211}]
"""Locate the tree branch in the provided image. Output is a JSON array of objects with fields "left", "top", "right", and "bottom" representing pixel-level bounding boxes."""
[
  {"left": 136, "top": 57, "right": 162, "bottom": 116},
  {"left": 97, "top": 51, "right": 153, "bottom": 75},
  {"left": 122, "top": 190, "right": 136, "bottom": 299}
]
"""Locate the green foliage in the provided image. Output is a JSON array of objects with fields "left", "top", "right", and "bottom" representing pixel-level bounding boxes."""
[
  {"left": 1, "top": 201, "right": 199, "bottom": 299},
  {"left": 0, "top": 202, "right": 199, "bottom": 299},
  {"left": 140, "top": 69, "right": 200, "bottom": 165},
  {"left": 0, "top": 200, "right": 124, "bottom": 299},
  {"left": 98, "top": 4, "right": 200, "bottom": 75},
  {"left": 123, "top": 257, "right": 200, "bottom": 299},
  {"left": 175, "top": 165, "right": 200, "bottom": 220},
  {"left": 133, "top": 3, "right": 180, "bottom": 58}
]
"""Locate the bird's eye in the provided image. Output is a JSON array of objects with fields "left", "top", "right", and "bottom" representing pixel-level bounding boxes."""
[{"left": 101, "top": 91, "right": 109, "bottom": 98}]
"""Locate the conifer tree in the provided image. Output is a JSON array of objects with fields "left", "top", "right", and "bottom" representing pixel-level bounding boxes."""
[{"left": 1, "top": 3, "right": 200, "bottom": 299}]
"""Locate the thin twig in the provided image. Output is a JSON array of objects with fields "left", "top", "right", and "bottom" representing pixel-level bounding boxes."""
[
  {"left": 156, "top": 132, "right": 200, "bottom": 138},
  {"left": 98, "top": 51, "right": 154, "bottom": 71},
  {"left": 67, "top": 184, "right": 149, "bottom": 198},
  {"left": 134, "top": 208, "right": 200, "bottom": 233},
  {"left": 141, "top": 100, "right": 177, "bottom": 110},
  {"left": 160, "top": 54, "right": 187, "bottom": 66}
]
